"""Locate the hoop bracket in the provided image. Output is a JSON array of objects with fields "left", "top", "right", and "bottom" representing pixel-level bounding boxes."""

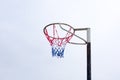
[
  {"left": 60, "top": 25, "right": 91, "bottom": 45},
  {"left": 74, "top": 28, "right": 91, "bottom": 43}
]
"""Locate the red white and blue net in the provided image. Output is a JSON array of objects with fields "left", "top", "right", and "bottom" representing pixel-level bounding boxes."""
[{"left": 44, "top": 23, "right": 74, "bottom": 58}]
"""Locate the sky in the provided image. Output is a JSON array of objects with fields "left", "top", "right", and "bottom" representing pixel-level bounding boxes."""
[{"left": 0, "top": 0, "right": 120, "bottom": 80}]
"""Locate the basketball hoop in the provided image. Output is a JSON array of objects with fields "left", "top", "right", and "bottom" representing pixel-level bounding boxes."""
[
  {"left": 43, "top": 23, "right": 90, "bottom": 58},
  {"left": 43, "top": 23, "right": 75, "bottom": 58},
  {"left": 43, "top": 23, "right": 91, "bottom": 80}
]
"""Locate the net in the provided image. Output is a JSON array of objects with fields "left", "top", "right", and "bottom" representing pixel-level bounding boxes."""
[{"left": 44, "top": 23, "right": 74, "bottom": 58}]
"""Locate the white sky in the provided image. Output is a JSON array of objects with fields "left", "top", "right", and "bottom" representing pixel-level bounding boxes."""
[{"left": 0, "top": 0, "right": 120, "bottom": 80}]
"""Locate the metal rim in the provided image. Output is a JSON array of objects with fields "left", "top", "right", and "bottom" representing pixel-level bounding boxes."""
[{"left": 43, "top": 23, "right": 75, "bottom": 39}]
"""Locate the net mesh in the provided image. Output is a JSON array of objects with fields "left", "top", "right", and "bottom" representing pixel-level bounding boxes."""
[
  {"left": 44, "top": 24, "right": 74, "bottom": 58},
  {"left": 52, "top": 44, "right": 65, "bottom": 58}
]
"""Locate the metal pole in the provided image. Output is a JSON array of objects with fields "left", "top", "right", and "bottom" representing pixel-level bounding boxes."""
[
  {"left": 87, "top": 28, "right": 91, "bottom": 80},
  {"left": 87, "top": 42, "right": 91, "bottom": 80},
  {"left": 75, "top": 28, "right": 91, "bottom": 80}
]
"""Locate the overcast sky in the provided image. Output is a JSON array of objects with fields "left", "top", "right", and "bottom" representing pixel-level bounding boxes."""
[{"left": 0, "top": 0, "right": 120, "bottom": 80}]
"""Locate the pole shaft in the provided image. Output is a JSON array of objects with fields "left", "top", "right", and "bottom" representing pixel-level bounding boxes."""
[{"left": 87, "top": 42, "right": 91, "bottom": 80}]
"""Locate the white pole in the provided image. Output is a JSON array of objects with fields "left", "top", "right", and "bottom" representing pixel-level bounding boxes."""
[{"left": 87, "top": 28, "right": 91, "bottom": 43}]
